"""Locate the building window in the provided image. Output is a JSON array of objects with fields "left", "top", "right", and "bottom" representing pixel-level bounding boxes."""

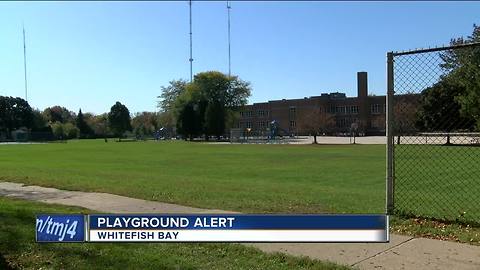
[
  {"left": 289, "top": 107, "right": 296, "bottom": 119},
  {"left": 246, "top": 122, "right": 252, "bottom": 129},
  {"left": 289, "top": 121, "right": 296, "bottom": 128},
  {"left": 257, "top": 110, "right": 269, "bottom": 117},
  {"left": 336, "top": 106, "right": 346, "bottom": 114},
  {"left": 371, "top": 104, "right": 381, "bottom": 114},
  {"left": 258, "top": 121, "right": 267, "bottom": 129},
  {"left": 241, "top": 111, "right": 250, "bottom": 118},
  {"left": 346, "top": 118, "right": 353, "bottom": 126},
  {"left": 351, "top": 106, "right": 359, "bottom": 114},
  {"left": 328, "top": 105, "right": 336, "bottom": 114}
]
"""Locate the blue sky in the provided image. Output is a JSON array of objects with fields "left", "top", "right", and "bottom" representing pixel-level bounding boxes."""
[{"left": 0, "top": 1, "right": 479, "bottom": 114}]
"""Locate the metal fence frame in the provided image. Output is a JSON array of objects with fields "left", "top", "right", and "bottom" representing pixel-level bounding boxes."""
[{"left": 386, "top": 42, "right": 480, "bottom": 220}]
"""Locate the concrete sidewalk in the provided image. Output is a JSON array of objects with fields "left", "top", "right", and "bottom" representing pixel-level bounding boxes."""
[{"left": 1, "top": 181, "right": 479, "bottom": 270}]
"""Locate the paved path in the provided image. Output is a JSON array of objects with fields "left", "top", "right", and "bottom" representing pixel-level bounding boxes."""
[
  {"left": 211, "top": 136, "right": 387, "bottom": 145},
  {"left": 1, "top": 181, "right": 479, "bottom": 270},
  {"left": 213, "top": 135, "right": 477, "bottom": 145},
  {"left": 291, "top": 136, "right": 387, "bottom": 145}
]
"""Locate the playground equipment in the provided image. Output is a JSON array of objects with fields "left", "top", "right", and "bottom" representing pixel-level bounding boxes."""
[
  {"left": 269, "top": 120, "right": 279, "bottom": 140},
  {"left": 230, "top": 120, "right": 296, "bottom": 144},
  {"left": 154, "top": 127, "right": 171, "bottom": 140},
  {"left": 349, "top": 123, "right": 358, "bottom": 144},
  {"left": 269, "top": 120, "right": 294, "bottom": 139}
]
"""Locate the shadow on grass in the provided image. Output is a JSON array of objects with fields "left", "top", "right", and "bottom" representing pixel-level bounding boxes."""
[
  {"left": 394, "top": 210, "right": 480, "bottom": 228},
  {"left": 0, "top": 253, "right": 15, "bottom": 270}
]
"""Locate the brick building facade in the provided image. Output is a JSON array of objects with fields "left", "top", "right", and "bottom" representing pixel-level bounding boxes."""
[{"left": 237, "top": 72, "right": 387, "bottom": 136}]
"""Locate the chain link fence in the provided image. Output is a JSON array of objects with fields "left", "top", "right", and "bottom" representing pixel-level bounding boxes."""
[{"left": 387, "top": 43, "right": 480, "bottom": 225}]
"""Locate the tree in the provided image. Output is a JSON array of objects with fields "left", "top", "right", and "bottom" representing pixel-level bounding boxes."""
[
  {"left": 193, "top": 71, "right": 251, "bottom": 109},
  {"left": 108, "top": 102, "right": 132, "bottom": 140},
  {"left": 157, "top": 80, "right": 187, "bottom": 131},
  {"left": 438, "top": 24, "right": 480, "bottom": 129},
  {"left": 415, "top": 79, "right": 475, "bottom": 144},
  {"left": 180, "top": 72, "right": 251, "bottom": 139},
  {"left": 172, "top": 71, "right": 251, "bottom": 140},
  {"left": 50, "top": 122, "right": 78, "bottom": 140},
  {"left": 63, "top": 122, "right": 79, "bottom": 139},
  {"left": 193, "top": 72, "right": 228, "bottom": 139},
  {"left": 31, "top": 109, "right": 49, "bottom": 131},
  {"left": 297, "top": 107, "right": 335, "bottom": 144},
  {"left": 76, "top": 109, "right": 93, "bottom": 138},
  {"left": 43, "top": 106, "right": 75, "bottom": 124},
  {"left": 88, "top": 113, "right": 109, "bottom": 138},
  {"left": 51, "top": 122, "right": 64, "bottom": 139},
  {"left": 205, "top": 101, "right": 226, "bottom": 140},
  {"left": 131, "top": 112, "right": 159, "bottom": 139},
  {"left": 157, "top": 111, "right": 175, "bottom": 134},
  {"left": 0, "top": 96, "right": 34, "bottom": 138},
  {"left": 158, "top": 80, "right": 187, "bottom": 112},
  {"left": 225, "top": 75, "right": 252, "bottom": 108},
  {"left": 178, "top": 104, "right": 197, "bottom": 140},
  {"left": 174, "top": 86, "right": 201, "bottom": 140},
  {"left": 82, "top": 112, "right": 96, "bottom": 136},
  {"left": 393, "top": 95, "right": 421, "bottom": 144},
  {"left": 225, "top": 110, "right": 241, "bottom": 133},
  {"left": 414, "top": 25, "right": 480, "bottom": 144}
]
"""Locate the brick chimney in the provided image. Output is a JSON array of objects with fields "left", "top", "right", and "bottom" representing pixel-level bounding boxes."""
[{"left": 357, "top": 71, "right": 368, "bottom": 98}]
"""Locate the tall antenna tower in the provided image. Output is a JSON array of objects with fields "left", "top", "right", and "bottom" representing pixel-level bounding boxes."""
[
  {"left": 227, "top": 1, "right": 231, "bottom": 77},
  {"left": 23, "top": 24, "right": 28, "bottom": 102},
  {"left": 189, "top": 0, "right": 193, "bottom": 82}
]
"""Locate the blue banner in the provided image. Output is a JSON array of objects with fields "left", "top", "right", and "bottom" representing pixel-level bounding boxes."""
[
  {"left": 36, "top": 215, "right": 85, "bottom": 242},
  {"left": 89, "top": 214, "right": 386, "bottom": 230}
]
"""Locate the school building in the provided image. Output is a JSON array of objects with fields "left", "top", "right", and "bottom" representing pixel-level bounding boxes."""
[{"left": 237, "top": 72, "right": 387, "bottom": 136}]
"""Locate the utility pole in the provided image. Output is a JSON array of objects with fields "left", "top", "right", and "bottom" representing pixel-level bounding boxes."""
[
  {"left": 23, "top": 24, "right": 28, "bottom": 102},
  {"left": 227, "top": 1, "right": 231, "bottom": 77},
  {"left": 189, "top": 0, "right": 193, "bottom": 82}
]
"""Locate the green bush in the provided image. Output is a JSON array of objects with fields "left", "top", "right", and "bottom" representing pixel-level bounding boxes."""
[
  {"left": 64, "top": 122, "right": 79, "bottom": 139},
  {"left": 50, "top": 122, "right": 79, "bottom": 139},
  {"left": 51, "top": 122, "right": 64, "bottom": 139}
]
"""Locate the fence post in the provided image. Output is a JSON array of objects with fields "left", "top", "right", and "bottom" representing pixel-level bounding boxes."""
[{"left": 386, "top": 52, "right": 395, "bottom": 215}]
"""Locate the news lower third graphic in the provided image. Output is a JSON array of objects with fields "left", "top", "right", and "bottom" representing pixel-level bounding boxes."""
[
  {"left": 36, "top": 214, "right": 389, "bottom": 243},
  {"left": 36, "top": 215, "right": 86, "bottom": 242}
]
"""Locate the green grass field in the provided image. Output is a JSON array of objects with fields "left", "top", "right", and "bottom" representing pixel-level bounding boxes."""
[
  {"left": 0, "top": 140, "right": 386, "bottom": 214},
  {"left": 0, "top": 197, "right": 348, "bottom": 270},
  {"left": 1, "top": 140, "right": 479, "bottom": 222},
  {"left": 394, "top": 144, "right": 480, "bottom": 223},
  {"left": 1, "top": 139, "right": 480, "bottom": 268}
]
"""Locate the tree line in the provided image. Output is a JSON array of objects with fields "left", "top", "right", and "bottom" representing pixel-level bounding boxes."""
[
  {"left": 0, "top": 98, "right": 158, "bottom": 141},
  {"left": 1, "top": 70, "right": 250, "bottom": 141}
]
